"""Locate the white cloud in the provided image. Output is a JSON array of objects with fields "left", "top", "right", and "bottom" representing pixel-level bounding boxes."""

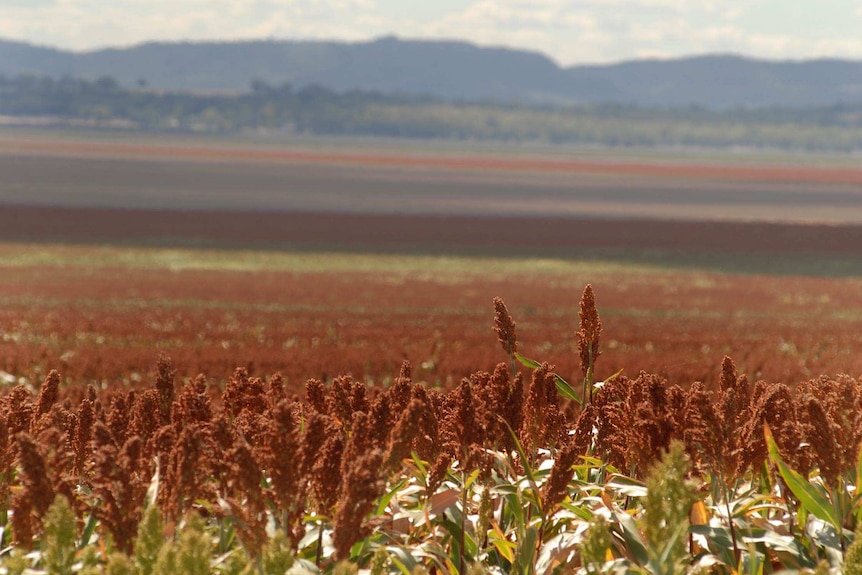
[
  {"left": 391, "top": 0, "right": 761, "bottom": 64},
  {"left": 0, "top": 0, "right": 384, "bottom": 50},
  {"left": 0, "top": 0, "right": 860, "bottom": 65}
]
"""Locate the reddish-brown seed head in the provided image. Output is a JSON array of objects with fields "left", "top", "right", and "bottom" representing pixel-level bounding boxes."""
[
  {"left": 493, "top": 297, "right": 518, "bottom": 357},
  {"left": 577, "top": 284, "right": 602, "bottom": 376}
]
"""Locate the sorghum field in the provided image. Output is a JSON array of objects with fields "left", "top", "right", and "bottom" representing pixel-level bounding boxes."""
[
  {"left": 2, "top": 242, "right": 862, "bottom": 390},
  {"left": 3, "top": 130, "right": 862, "bottom": 574},
  {"left": 1, "top": 241, "right": 862, "bottom": 574}
]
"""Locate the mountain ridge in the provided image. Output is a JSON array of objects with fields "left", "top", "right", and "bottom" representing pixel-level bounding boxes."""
[{"left": 2, "top": 36, "right": 862, "bottom": 109}]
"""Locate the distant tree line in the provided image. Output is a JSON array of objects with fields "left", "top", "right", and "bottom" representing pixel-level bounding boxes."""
[{"left": 1, "top": 74, "right": 861, "bottom": 151}]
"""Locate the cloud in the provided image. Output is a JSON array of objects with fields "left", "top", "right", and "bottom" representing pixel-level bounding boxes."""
[
  {"left": 397, "top": 0, "right": 743, "bottom": 64},
  {"left": 0, "top": 0, "right": 383, "bottom": 50},
  {"left": 0, "top": 0, "right": 860, "bottom": 64}
]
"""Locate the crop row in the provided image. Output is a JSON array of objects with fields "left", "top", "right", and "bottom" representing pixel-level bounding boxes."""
[
  {"left": 0, "top": 286, "right": 859, "bottom": 573},
  {"left": 3, "top": 259, "right": 862, "bottom": 391}
]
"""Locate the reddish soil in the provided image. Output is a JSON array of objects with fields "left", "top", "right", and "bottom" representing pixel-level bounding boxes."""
[{"left": 1, "top": 204, "right": 861, "bottom": 258}]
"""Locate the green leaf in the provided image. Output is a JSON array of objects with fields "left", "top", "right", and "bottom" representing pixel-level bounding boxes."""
[
  {"left": 78, "top": 512, "right": 99, "bottom": 550},
  {"left": 655, "top": 522, "right": 688, "bottom": 571},
  {"left": 513, "top": 526, "right": 538, "bottom": 575},
  {"left": 514, "top": 352, "right": 541, "bottom": 370},
  {"left": 388, "top": 555, "right": 413, "bottom": 575},
  {"left": 488, "top": 525, "right": 516, "bottom": 563},
  {"left": 605, "top": 474, "right": 648, "bottom": 498},
  {"left": 438, "top": 518, "right": 464, "bottom": 545},
  {"left": 409, "top": 451, "right": 429, "bottom": 483},
  {"left": 740, "top": 545, "right": 764, "bottom": 575},
  {"left": 553, "top": 375, "right": 582, "bottom": 406},
  {"left": 603, "top": 367, "right": 625, "bottom": 382},
  {"left": 376, "top": 479, "right": 407, "bottom": 515},
  {"left": 740, "top": 531, "right": 814, "bottom": 568},
  {"left": 505, "top": 423, "right": 536, "bottom": 484},
  {"left": 690, "top": 525, "right": 738, "bottom": 568},
  {"left": 463, "top": 468, "right": 481, "bottom": 491},
  {"left": 515, "top": 352, "right": 582, "bottom": 406},
  {"left": 804, "top": 520, "right": 843, "bottom": 555},
  {"left": 417, "top": 542, "right": 459, "bottom": 573},
  {"left": 559, "top": 500, "right": 594, "bottom": 520},
  {"left": 855, "top": 440, "right": 862, "bottom": 498},
  {"left": 764, "top": 424, "right": 841, "bottom": 530},
  {"left": 505, "top": 491, "right": 527, "bottom": 536},
  {"left": 613, "top": 509, "right": 649, "bottom": 566},
  {"left": 492, "top": 484, "right": 519, "bottom": 496}
]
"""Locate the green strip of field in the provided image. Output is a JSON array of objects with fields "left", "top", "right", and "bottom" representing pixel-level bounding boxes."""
[
  {"left": 0, "top": 242, "right": 668, "bottom": 278},
  {"left": 3, "top": 242, "right": 862, "bottom": 279}
]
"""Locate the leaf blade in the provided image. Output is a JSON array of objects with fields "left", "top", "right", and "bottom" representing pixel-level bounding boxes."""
[{"left": 764, "top": 423, "right": 841, "bottom": 530}]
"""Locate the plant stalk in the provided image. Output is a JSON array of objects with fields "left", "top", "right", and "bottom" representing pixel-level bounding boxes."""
[
  {"left": 719, "top": 469, "right": 740, "bottom": 563},
  {"left": 460, "top": 468, "right": 468, "bottom": 575}
]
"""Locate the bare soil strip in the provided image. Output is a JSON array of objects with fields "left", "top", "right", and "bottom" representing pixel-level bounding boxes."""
[
  {"left": 1, "top": 204, "right": 861, "bottom": 262},
  {"left": 2, "top": 149, "right": 862, "bottom": 223},
  {"left": 4, "top": 135, "right": 862, "bottom": 184}
]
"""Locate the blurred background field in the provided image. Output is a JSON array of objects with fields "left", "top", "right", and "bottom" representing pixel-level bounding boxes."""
[
  {"left": 2, "top": 128, "right": 862, "bottom": 393},
  {"left": 2, "top": 239, "right": 861, "bottom": 394}
]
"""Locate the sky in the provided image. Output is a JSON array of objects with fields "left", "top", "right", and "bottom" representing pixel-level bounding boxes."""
[{"left": 2, "top": 0, "right": 861, "bottom": 66}]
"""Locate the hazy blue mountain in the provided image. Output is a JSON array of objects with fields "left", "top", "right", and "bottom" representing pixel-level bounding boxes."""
[
  {"left": 573, "top": 55, "right": 862, "bottom": 108},
  {"left": 2, "top": 36, "right": 861, "bottom": 108}
]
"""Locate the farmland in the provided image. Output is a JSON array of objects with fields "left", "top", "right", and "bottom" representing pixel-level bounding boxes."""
[
  {"left": 2, "top": 241, "right": 862, "bottom": 395},
  {"left": 0, "top": 267, "right": 861, "bottom": 573},
  {"left": 2, "top": 130, "right": 862, "bottom": 390},
  {"left": 2, "top": 129, "right": 862, "bottom": 223},
  {"left": 2, "top": 129, "right": 862, "bottom": 573}
]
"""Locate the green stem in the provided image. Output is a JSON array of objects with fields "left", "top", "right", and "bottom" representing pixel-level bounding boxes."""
[
  {"left": 315, "top": 521, "right": 324, "bottom": 567},
  {"left": 582, "top": 376, "right": 588, "bottom": 407},
  {"left": 719, "top": 469, "right": 740, "bottom": 563},
  {"left": 460, "top": 469, "right": 468, "bottom": 575}
]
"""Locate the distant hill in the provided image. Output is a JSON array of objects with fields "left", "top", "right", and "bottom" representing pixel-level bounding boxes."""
[{"left": 2, "top": 37, "right": 862, "bottom": 109}]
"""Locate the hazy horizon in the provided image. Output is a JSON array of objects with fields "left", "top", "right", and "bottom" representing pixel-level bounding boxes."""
[
  {"left": 7, "top": 34, "right": 862, "bottom": 69},
  {"left": 2, "top": 0, "right": 861, "bottom": 67}
]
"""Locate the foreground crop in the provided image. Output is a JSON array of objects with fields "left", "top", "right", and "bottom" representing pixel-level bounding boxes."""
[{"left": 0, "top": 286, "right": 859, "bottom": 574}]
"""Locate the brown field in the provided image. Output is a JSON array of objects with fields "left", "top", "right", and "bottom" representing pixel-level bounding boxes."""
[
  {"left": 3, "top": 205, "right": 862, "bottom": 267},
  {"left": 1, "top": 243, "right": 861, "bottom": 394},
  {"left": 2, "top": 130, "right": 862, "bottom": 394}
]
